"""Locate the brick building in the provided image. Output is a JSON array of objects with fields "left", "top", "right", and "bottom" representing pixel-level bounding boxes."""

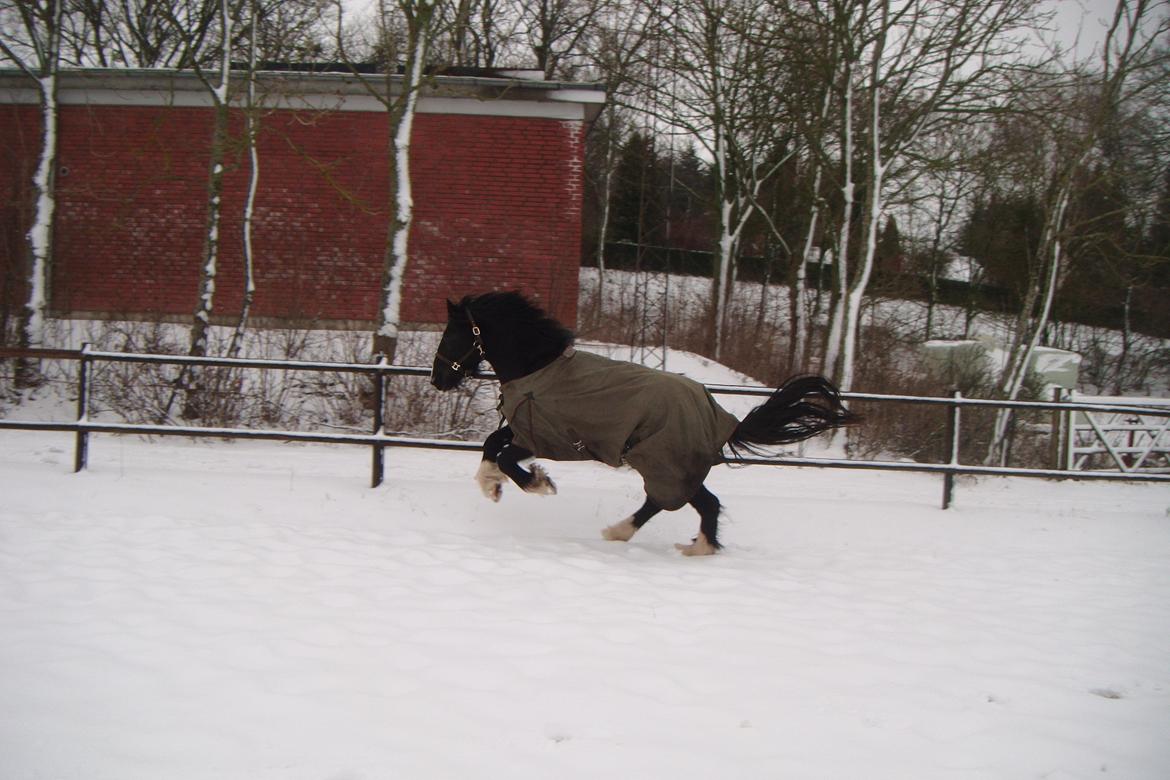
[{"left": 0, "top": 68, "right": 604, "bottom": 332}]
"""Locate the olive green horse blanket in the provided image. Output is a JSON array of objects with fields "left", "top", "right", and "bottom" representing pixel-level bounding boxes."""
[{"left": 498, "top": 348, "right": 739, "bottom": 510}]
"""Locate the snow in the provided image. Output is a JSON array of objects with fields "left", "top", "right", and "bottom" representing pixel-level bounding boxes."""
[
  {"left": 2, "top": 431, "right": 1169, "bottom": 778},
  {"left": 4, "top": 274, "right": 1170, "bottom": 777}
]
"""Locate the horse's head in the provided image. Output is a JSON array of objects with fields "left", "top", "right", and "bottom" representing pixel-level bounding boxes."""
[
  {"left": 431, "top": 291, "right": 573, "bottom": 389},
  {"left": 430, "top": 298, "right": 485, "bottom": 391}
]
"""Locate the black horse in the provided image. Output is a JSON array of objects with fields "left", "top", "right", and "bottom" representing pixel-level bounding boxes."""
[{"left": 430, "top": 291, "right": 858, "bottom": 555}]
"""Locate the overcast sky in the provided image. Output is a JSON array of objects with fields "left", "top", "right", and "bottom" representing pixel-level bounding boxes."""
[{"left": 1046, "top": 0, "right": 1128, "bottom": 58}]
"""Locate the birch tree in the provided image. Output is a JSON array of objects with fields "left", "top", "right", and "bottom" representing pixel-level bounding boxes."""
[
  {"left": 647, "top": 0, "right": 793, "bottom": 360},
  {"left": 355, "top": 0, "right": 445, "bottom": 361},
  {"left": 176, "top": 0, "right": 238, "bottom": 366},
  {"left": 0, "top": 0, "right": 65, "bottom": 388},
  {"left": 332, "top": 0, "right": 444, "bottom": 360},
  {"left": 378, "top": 0, "right": 442, "bottom": 361},
  {"left": 814, "top": 0, "right": 862, "bottom": 385},
  {"left": 750, "top": 0, "right": 849, "bottom": 374},
  {"left": 986, "top": 0, "right": 1170, "bottom": 464},
  {"left": 792, "top": 0, "right": 1038, "bottom": 391},
  {"left": 788, "top": 86, "right": 834, "bottom": 373},
  {"left": 227, "top": 0, "right": 260, "bottom": 358}
]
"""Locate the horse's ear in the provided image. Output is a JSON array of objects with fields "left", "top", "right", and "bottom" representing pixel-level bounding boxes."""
[{"left": 446, "top": 298, "right": 458, "bottom": 315}]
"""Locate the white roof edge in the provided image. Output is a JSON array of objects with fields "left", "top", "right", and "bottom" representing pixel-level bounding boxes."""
[{"left": 0, "top": 67, "right": 606, "bottom": 122}]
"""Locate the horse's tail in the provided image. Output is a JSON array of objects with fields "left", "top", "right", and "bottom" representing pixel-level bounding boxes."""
[{"left": 725, "top": 375, "right": 860, "bottom": 460}]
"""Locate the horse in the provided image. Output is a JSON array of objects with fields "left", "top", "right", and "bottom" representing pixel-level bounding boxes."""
[{"left": 429, "top": 291, "right": 858, "bottom": 556}]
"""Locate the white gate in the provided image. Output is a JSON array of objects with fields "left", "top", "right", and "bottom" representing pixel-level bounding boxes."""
[{"left": 1064, "top": 392, "right": 1170, "bottom": 473}]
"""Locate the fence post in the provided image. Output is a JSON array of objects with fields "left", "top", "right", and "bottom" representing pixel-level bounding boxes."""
[
  {"left": 1051, "top": 387, "right": 1067, "bottom": 472},
  {"left": 371, "top": 355, "right": 386, "bottom": 488},
  {"left": 74, "top": 343, "right": 91, "bottom": 473},
  {"left": 942, "top": 389, "right": 962, "bottom": 509}
]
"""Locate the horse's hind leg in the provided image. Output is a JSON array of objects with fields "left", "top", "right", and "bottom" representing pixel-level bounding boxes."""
[
  {"left": 602, "top": 497, "right": 661, "bottom": 542},
  {"left": 675, "top": 485, "right": 722, "bottom": 556}
]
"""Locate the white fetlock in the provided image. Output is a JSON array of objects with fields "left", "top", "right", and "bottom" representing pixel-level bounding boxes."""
[
  {"left": 475, "top": 460, "right": 505, "bottom": 502},
  {"left": 602, "top": 516, "right": 637, "bottom": 542},
  {"left": 674, "top": 532, "right": 718, "bottom": 557},
  {"left": 523, "top": 464, "right": 557, "bottom": 496}
]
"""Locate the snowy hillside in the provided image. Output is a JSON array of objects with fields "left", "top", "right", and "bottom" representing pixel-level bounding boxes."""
[{"left": 2, "top": 428, "right": 1169, "bottom": 779}]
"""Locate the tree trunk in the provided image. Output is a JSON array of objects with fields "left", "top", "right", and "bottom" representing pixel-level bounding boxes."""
[
  {"left": 594, "top": 103, "right": 619, "bottom": 312},
  {"left": 188, "top": 0, "right": 233, "bottom": 362},
  {"left": 822, "top": 72, "right": 855, "bottom": 383},
  {"left": 374, "top": 1, "right": 434, "bottom": 362},
  {"left": 986, "top": 181, "right": 1072, "bottom": 465},
  {"left": 14, "top": 0, "right": 63, "bottom": 389},
  {"left": 229, "top": 0, "right": 260, "bottom": 360},
  {"left": 179, "top": 0, "right": 232, "bottom": 419}
]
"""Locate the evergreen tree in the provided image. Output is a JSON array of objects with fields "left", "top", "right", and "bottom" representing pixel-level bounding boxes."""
[
  {"left": 876, "top": 215, "right": 904, "bottom": 274},
  {"left": 608, "top": 131, "right": 666, "bottom": 248},
  {"left": 1148, "top": 164, "right": 1170, "bottom": 284},
  {"left": 958, "top": 193, "right": 1044, "bottom": 299}
]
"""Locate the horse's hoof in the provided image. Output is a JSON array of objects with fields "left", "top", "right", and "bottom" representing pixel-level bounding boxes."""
[
  {"left": 475, "top": 460, "right": 505, "bottom": 502},
  {"left": 524, "top": 464, "right": 557, "bottom": 496},
  {"left": 675, "top": 533, "right": 718, "bottom": 556},
  {"left": 602, "top": 517, "right": 637, "bottom": 542}
]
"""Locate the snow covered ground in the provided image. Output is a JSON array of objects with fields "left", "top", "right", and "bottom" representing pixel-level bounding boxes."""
[
  {"left": 2, "top": 287, "right": 1169, "bottom": 778},
  {"left": 2, "top": 427, "right": 1169, "bottom": 780}
]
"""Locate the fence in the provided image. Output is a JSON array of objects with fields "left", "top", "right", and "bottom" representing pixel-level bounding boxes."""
[
  {"left": 1061, "top": 391, "right": 1170, "bottom": 474},
  {"left": 3, "top": 346, "right": 1169, "bottom": 508}
]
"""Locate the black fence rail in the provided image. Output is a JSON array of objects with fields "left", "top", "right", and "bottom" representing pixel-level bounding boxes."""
[{"left": 3, "top": 346, "right": 1169, "bottom": 508}]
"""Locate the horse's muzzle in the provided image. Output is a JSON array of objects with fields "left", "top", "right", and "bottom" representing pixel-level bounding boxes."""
[{"left": 430, "top": 366, "right": 459, "bottom": 391}]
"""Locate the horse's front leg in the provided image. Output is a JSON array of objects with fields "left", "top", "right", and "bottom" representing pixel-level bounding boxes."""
[
  {"left": 476, "top": 427, "right": 511, "bottom": 502},
  {"left": 478, "top": 426, "right": 556, "bottom": 500},
  {"left": 497, "top": 441, "right": 556, "bottom": 495}
]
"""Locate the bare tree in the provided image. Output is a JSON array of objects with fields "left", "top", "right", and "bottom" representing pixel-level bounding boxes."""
[
  {"left": 171, "top": 0, "right": 240, "bottom": 369},
  {"left": 72, "top": 0, "right": 219, "bottom": 68},
  {"left": 813, "top": 0, "right": 1040, "bottom": 392},
  {"left": 910, "top": 130, "right": 984, "bottom": 341},
  {"left": 227, "top": 0, "right": 260, "bottom": 358},
  {"left": 586, "top": 0, "right": 657, "bottom": 303},
  {"left": 67, "top": 0, "right": 328, "bottom": 68},
  {"left": 0, "top": 0, "right": 65, "bottom": 387},
  {"left": 987, "top": 0, "right": 1170, "bottom": 464},
  {"left": 331, "top": 0, "right": 447, "bottom": 360},
  {"left": 644, "top": 0, "right": 795, "bottom": 360},
  {"left": 515, "top": 0, "right": 603, "bottom": 79}
]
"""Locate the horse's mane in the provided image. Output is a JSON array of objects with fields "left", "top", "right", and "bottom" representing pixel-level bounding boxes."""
[{"left": 457, "top": 291, "right": 574, "bottom": 375}]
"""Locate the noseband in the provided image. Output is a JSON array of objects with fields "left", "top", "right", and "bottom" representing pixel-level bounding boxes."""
[{"left": 436, "top": 307, "right": 487, "bottom": 377}]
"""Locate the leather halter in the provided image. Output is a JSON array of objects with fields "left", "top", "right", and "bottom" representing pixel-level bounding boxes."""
[{"left": 436, "top": 307, "right": 487, "bottom": 377}]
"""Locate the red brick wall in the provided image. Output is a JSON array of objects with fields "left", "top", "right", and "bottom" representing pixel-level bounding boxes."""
[
  {"left": 0, "top": 100, "right": 584, "bottom": 330},
  {"left": 0, "top": 103, "right": 38, "bottom": 326}
]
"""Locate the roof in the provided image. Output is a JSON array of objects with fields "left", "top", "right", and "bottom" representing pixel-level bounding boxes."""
[{"left": 0, "top": 67, "right": 607, "bottom": 123}]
